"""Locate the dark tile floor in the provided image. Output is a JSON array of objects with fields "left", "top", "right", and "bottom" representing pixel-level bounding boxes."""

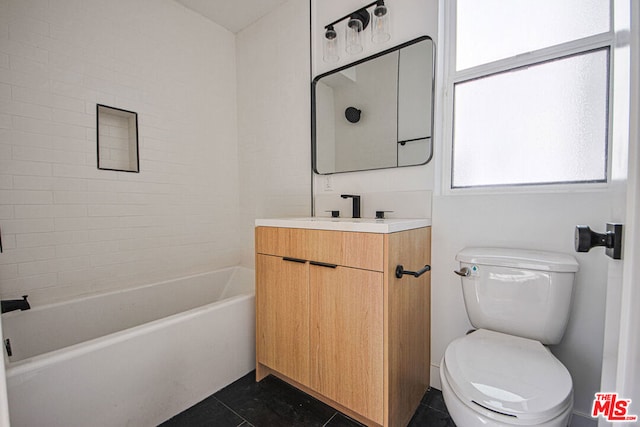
[{"left": 160, "top": 371, "right": 456, "bottom": 427}]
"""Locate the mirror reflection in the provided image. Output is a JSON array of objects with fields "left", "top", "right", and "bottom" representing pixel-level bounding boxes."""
[{"left": 313, "top": 36, "right": 435, "bottom": 174}]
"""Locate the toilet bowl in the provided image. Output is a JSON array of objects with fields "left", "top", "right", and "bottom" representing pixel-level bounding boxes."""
[
  {"left": 440, "top": 329, "right": 573, "bottom": 426},
  {"left": 441, "top": 248, "right": 579, "bottom": 426}
]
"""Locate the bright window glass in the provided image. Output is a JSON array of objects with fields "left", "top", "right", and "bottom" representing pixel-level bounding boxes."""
[
  {"left": 456, "top": 0, "right": 610, "bottom": 70},
  {"left": 452, "top": 48, "right": 609, "bottom": 188}
]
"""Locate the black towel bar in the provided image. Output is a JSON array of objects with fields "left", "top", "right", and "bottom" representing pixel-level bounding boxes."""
[{"left": 395, "top": 264, "right": 431, "bottom": 279}]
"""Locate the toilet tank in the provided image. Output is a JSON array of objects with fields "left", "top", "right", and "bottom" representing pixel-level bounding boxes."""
[{"left": 456, "top": 248, "right": 579, "bottom": 345}]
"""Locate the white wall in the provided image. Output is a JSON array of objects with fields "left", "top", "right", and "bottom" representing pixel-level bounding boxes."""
[
  {"left": 236, "top": 0, "right": 312, "bottom": 268},
  {"left": 0, "top": 0, "right": 240, "bottom": 304}
]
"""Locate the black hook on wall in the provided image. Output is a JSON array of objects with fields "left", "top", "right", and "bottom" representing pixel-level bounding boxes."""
[{"left": 345, "top": 107, "right": 361, "bottom": 123}]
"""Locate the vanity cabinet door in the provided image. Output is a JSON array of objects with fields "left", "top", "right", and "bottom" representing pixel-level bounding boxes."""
[
  {"left": 256, "top": 254, "right": 310, "bottom": 387},
  {"left": 309, "top": 265, "right": 384, "bottom": 424}
]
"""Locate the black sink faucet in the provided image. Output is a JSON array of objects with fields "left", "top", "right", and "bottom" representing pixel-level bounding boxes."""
[
  {"left": 1, "top": 295, "right": 30, "bottom": 314},
  {"left": 341, "top": 194, "right": 361, "bottom": 218}
]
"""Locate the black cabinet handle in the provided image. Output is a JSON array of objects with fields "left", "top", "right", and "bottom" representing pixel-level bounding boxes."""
[
  {"left": 310, "top": 261, "right": 338, "bottom": 269},
  {"left": 395, "top": 264, "right": 431, "bottom": 279},
  {"left": 282, "top": 258, "right": 338, "bottom": 268}
]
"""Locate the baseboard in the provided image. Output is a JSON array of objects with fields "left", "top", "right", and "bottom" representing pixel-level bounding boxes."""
[
  {"left": 570, "top": 411, "right": 597, "bottom": 427},
  {"left": 429, "top": 363, "right": 441, "bottom": 390}
]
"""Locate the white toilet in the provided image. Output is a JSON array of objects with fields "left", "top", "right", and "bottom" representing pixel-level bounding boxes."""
[{"left": 440, "top": 247, "right": 579, "bottom": 427}]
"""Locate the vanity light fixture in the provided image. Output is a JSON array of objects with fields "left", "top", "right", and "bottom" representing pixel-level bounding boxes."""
[
  {"left": 323, "top": 25, "right": 339, "bottom": 62},
  {"left": 371, "top": 0, "right": 390, "bottom": 44},
  {"left": 345, "top": 12, "right": 366, "bottom": 55},
  {"left": 323, "top": 0, "right": 391, "bottom": 63}
]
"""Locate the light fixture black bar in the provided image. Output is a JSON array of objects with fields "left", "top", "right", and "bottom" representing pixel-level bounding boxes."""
[{"left": 324, "top": 0, "right": 379, "bottom": 29}]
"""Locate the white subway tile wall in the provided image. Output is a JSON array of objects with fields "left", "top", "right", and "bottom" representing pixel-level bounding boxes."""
[
  {"left": 236, "top": 0, "right": 312, "bottom": 267},
  {"left": 0, "top": 0, "right": 241, "bottom": 304}
]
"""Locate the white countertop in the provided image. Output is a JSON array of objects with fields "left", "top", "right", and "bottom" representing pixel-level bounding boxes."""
[{"left": 255, "top": 217, "right": 431, "bottom": 234}]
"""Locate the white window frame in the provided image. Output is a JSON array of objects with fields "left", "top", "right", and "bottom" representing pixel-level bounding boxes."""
[{"left": 441, "top": 0, "right": 616, "bottom": 195}]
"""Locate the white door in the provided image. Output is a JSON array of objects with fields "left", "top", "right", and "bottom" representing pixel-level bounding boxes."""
[
  {"left": 614, "top": 0, "right": 640, "bottom": 412},
  {"left": 599, "top": 1, "right": 640, "bottom": 424}
]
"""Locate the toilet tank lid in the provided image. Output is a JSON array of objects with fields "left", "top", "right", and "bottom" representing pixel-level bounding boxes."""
[{"left": 456, "top": 247, "right": 579, "bottom": 272}]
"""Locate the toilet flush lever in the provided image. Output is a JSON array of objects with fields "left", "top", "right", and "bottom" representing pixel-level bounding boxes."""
[{"left": 454, "top": 267, "right": 470, "bottom": 277}]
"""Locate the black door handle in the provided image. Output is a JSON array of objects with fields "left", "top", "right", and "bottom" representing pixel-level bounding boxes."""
[{"left": 575, "top": 223, "right": 623, "bottom": 260}]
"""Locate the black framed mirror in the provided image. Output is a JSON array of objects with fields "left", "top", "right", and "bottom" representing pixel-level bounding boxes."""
[{"left": 312, "top": 36, "right": 435, "bottom": 174}]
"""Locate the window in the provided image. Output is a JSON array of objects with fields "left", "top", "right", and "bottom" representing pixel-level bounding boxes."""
[{"left": 449, "top": 0, "right": 612, "bottom": 189}]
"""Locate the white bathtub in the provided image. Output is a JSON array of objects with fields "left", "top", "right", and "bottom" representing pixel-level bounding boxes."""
[{"left": 2, "top": 267, "right": 255, "bottom": 427}]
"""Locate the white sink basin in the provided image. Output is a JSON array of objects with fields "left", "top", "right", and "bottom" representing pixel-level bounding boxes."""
[{"left": 254, "top": 217, "right": 431, "bottom": 233}]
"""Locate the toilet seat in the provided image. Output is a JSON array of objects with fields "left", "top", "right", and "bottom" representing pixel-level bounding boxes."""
[{"left": 443, "top": 329, "right": 573, "bottom": 424}]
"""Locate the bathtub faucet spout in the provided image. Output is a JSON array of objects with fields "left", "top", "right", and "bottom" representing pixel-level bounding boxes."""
[{"left": 1, "top": 295, "right": 30, "bottom": 314}]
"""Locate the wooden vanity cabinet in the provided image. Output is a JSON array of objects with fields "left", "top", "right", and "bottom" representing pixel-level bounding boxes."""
[
  {"left": 310, "top": 264, "right": 384, "bottom": 423},
  {"left": 255, "top": 254, "right": 310, "bottom": 386},
  {"left": 255, "top": 226, "right": 431, "bottom": 427}
]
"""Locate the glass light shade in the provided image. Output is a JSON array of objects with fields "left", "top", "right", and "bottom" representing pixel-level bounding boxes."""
[
  {"left": 345, "top": 18, "right": 364, "bottom": 55},
  {"left": 371, "top": 3, "right": 390, "bottom": 44},
  {"left": 323, "top": 26, "right": 339, "bottom": 63}
]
